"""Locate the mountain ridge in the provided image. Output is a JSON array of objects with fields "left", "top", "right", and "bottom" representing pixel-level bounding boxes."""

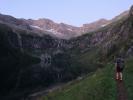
[{"left": 0, "top": 10, "right": 129, "bottom": 39}]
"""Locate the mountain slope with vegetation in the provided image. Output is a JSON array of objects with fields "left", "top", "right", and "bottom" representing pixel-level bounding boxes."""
[
  {"left": 39, "top": 63, "right": 116, "bottom": 100},
  {"left": 38, "top": 57, "right": 133, "bottom": 100},
  {"left": 30, "top": 5, "right": 133, "bottom": 100},
  {"left": 124, "top": 58, "right": 133, "bottom": 100}
]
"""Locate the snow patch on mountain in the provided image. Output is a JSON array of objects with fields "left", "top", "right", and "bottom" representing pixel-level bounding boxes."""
[
  {"left": 30, "top": 25, "right": 43, "bottom": 30},
  {"left": 101, "top": 24, "right": 107, "bottom": 27},
  {"left": 67, "top": 28, "right": 73, "bottom": 31},
  {"left": 46, "top": 29, "right": 62, "bottom": 35}
]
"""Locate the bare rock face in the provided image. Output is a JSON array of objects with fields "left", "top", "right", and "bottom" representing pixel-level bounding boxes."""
[
  {"left": 129, "top": 5, "right": 133, "bottom": 16},
  {"left": 26, "top": 19, "right": 80, "bottom": 39}
]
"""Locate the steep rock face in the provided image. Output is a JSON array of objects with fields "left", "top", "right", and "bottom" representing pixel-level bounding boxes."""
[{"left": 0, "top": 23, "right": 40, "bottom": 98}]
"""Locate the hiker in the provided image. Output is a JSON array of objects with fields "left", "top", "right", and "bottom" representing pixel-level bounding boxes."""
[{"left": 115, "top": 56, "right": 125, "bottom": 81}]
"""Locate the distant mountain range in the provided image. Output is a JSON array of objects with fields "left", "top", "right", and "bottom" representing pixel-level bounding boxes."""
[{"left": 0, "top": 10, "right": 129, "bottom": 39}]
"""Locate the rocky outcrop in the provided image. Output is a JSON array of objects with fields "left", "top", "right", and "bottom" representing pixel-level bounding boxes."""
[{"left": 129, "top": 5, "right": 133, "bottom": 16}]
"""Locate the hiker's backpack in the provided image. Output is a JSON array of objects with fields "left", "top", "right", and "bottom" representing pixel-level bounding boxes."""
[{"left": 116, "top": 58, "right": 125, "bottom": 70}]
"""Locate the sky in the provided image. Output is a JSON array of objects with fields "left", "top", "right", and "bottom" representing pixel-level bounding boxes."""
[{"left": 0, "top": 0, "right": 133, "bottom": 26}]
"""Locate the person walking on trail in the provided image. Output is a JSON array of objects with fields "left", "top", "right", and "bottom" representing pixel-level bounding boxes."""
[{"left": 115, "top": 56, "right": 125, "bottom": 81}]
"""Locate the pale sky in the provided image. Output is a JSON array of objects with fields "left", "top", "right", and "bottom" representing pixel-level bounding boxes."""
[{"left": 0, "top": 0, "right": 133, "bottom": 26}]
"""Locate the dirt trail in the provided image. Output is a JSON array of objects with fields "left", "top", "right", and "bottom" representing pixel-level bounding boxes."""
[{"left": 116, "top": 80, "right": 128, "bottom": 100}]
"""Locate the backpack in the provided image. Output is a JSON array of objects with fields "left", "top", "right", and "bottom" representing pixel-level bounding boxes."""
[{"left": 116, "top": 58, "right": 125, "bottom": 70}]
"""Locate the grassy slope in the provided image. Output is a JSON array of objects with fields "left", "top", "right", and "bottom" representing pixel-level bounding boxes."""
[
  {"left": 124, "top": 58, "right": 133, "bottom": 100},
  {"left": 40, "top": 63, "right": 116, "bottom": 100},
  {"left": 46, "top": 57, "right": 133, "bottom": 100}
]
